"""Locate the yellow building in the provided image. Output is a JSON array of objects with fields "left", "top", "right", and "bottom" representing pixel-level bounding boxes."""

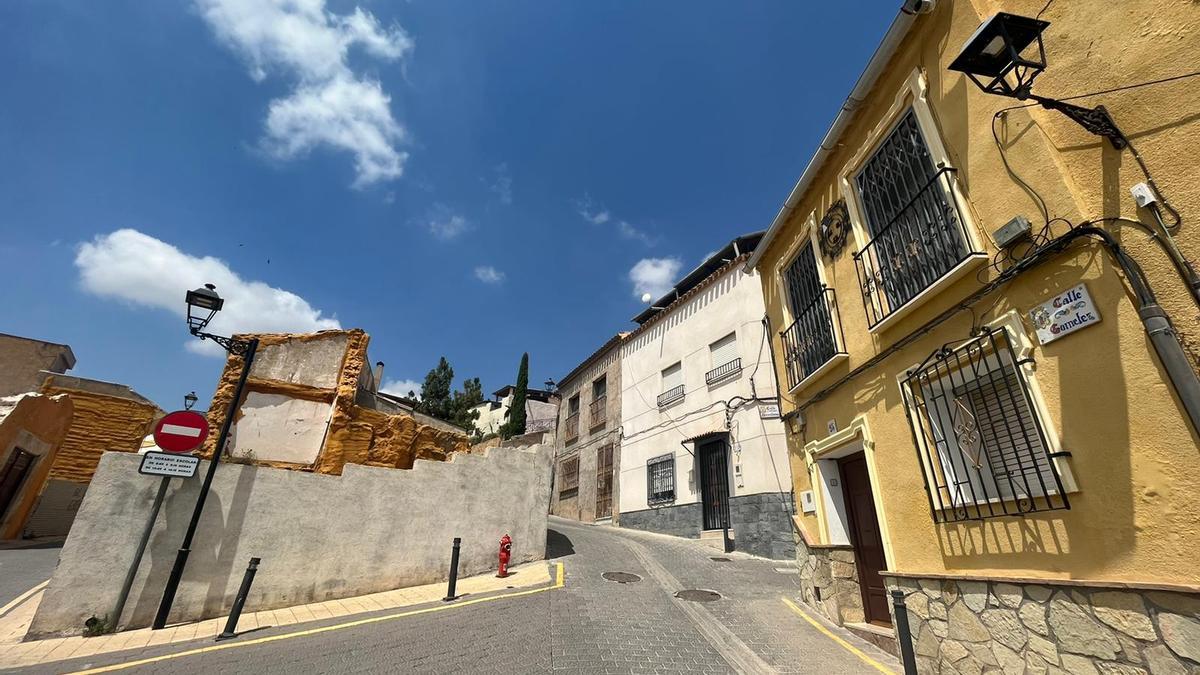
[{"left": 747, "top": 1, "right": 1200, "bottom": 671}]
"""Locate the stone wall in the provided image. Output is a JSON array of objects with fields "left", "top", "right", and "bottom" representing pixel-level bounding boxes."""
[
  {"left": 619, "top": 502, "right": 703, "bottom": 538},
  {"left": 29, "top": 444, "right": 553, "bottom": 637},
  {"left": 0, "top": 335, "right": 73, "bottom": 397},
  {"left": 727, "top": 492, "right": 795, "bottom": 560},
  {"left": 39, "top": 385, "right": 159, "bottom": 483},
  {"left": 795, "top": 530, "right": 865, "bottom": 625},
  {"left": 886, "top": 574, "right": 1200, "bottom": 674},
  {"left": 0, "top": 393, "right": 73, "bottom": 539}
]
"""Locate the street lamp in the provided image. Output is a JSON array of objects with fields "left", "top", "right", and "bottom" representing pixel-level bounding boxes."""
[
  {"left": 183, "top": 391, "right": 198, "bottom": 411},
  {"left": 544, "top": 378, "right": 556, "bottom": 392},
  {"left": 153, "top": 284, "right": 260, "bottom": 630},
  {"left": 949, "top": 12, "right": 1126, "bottom": 149}
]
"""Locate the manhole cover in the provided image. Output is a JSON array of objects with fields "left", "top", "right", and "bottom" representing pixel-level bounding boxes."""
[
  {"left": 676, "top": 589, "right": 721, "bottom": 602},
  {"left": 602, "top": 572, "right": 643, "bottom": 584},
  {"left": 710, "top": 557, "right": 732, "bottom": 562}
]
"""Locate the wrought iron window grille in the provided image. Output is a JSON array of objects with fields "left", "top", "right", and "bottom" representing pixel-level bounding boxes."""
[
  {"left": 780, "top": 287, "right": 846, "bottom": 390},
  {"left": 647, "top": 454, "right": 675, "bottom": 505},
  {"left": 705, "top": 358, "right": 742, "bottom": 386},
  {"left": 563, "top": 412, "right": 580, "bottom": 442},
  {"left": 588, "top": 395, "right": 607, "bottom": 429},
  {"left": 657, "top": 385, "right": 685, "bottom": 408},
  {"left": 851, "top": 110, "right": 981, "bottom": 329},
  {"left": 559, "top": 456, "right": 580, "bottom": 499},
  {"left": 903, "top": 327, "right": 1069, "bottom": 523}
]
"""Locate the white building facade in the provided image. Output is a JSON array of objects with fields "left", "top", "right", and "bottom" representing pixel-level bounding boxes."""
[{"left": 618, "top": 233, "right": 796, "bottom": 559}]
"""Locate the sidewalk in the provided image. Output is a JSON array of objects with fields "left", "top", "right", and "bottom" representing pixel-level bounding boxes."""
[{"left": 0, "top": 561, "right": 551, "bottom": 670}]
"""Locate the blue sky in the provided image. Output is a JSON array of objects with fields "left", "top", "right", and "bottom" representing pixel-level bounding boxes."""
[{"left": 1, "top": 0, "right": 894, "bottom": 408}]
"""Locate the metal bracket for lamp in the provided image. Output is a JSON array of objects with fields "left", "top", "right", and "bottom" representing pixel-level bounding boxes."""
[
  {"left": 1030, "top": 96, "right": 1127, "bottom": 150},
  {"left": 189, "top": 330, "right": 255, "bottom": 356}
]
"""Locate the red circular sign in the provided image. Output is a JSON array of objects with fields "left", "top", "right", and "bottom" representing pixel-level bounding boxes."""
[{"left": 153, "top": 410, "right": 211, "bottom": 453}]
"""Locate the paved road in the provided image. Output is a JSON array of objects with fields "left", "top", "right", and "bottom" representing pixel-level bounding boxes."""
[
  {"left": 0, "top": 542, "right": 61, "bottom": 608},
  {"left": 29, "top": 519, "right": 897, "bottom": 673}
]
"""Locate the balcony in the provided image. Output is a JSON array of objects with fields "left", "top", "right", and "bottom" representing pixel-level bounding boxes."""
[
  {"left": 705, "top": 358, "right": 742, "bottom": 386},
  {"left": 781, "top": 288, "right": 847, "bottom": 391},
  {"left": 852, "top": 167, "right": 982, "bottom": 330},
  {"left": 589, "top": 396, "right": 607, "bottom": 429},
  {"left": 563, "top": 412, "right": 580, "bottom": 442},
  {"left": 657, "top": 385, "right": 685, "bottom": 408}
]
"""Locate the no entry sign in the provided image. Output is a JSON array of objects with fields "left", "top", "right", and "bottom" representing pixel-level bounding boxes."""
[{"left": 153, "top": 410, "right": 210, "bottom": 453}]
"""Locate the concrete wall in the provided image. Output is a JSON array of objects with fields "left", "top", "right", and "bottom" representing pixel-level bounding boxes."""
[
  {"left": 618, "top": 263, "right": 792, "bottom": 522},
  {"left": 29, "top": 444, "right": 553, "bottom": 637},
  {"left": 0, "top": 335, "right": 74, "bottom": 398},
  {"left": 229, "top": 393, "right": 331, "bottom": 464}
]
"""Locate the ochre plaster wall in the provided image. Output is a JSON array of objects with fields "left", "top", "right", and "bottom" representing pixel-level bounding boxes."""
[
  {"left": 0, "top": 394, "right": 73, "bottom": 539},
  {"left": 755, "top": 0, "right": 1200, "bottom": 587},
  {"left": 203, "top": 330, "right": 467, "bottom": 475},
  {"left": 38, "top": 385, "right": 159, "bottom": 484}
]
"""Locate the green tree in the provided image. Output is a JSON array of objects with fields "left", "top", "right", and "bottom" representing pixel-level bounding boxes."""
[
  {"left": 416, "top": 357, "right": 454, "bottom": 421},
  {"left": 500, "top": 352, "right": 529, "bottom": 439},
  {"left": 450, "top": 377, "right": 484, "bottom": 432}
]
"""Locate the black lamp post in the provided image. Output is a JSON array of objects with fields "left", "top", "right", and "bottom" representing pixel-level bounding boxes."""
[
  {"left": 183, "top": 391, "right": 198, "bottom": 411},
  {"left": 152, "top": 284, "right": 259, "bottom": 630},
  {"left": 949, "top": 12, "right": 1126, "bottom": 149}
]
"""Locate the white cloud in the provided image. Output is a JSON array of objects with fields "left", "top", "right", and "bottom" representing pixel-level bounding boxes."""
[
  {"left": 75, "top": 229, "right": 340, "bottom": 356},
  {"left": 575, "top": 195, "right": 610, "bottom": 225},
  {"left": 474, "top": 265, "right": 505, "bottom": 284},
  {"left": 380, "top": 378, "right": 422, "bottom": 399},
  {"left": 489, "top": 164, "right": 513, "bottom": 205},
  {"left": 196, "top": 0, "right": 412, "bottom": 187},
  {"left": 629, "top": 257, "right": 682, "bottom": 299},
  {"left": 617, "top": 220, "right": 657, "bottom": 246},
  {"left": 426, "top": 205, "right": 469, "bottom": 240}
]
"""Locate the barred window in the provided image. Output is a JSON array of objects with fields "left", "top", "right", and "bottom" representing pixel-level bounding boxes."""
[
  {"left": 647, "top": 454, "right": 675, "bottom": 505},
  {"left": 559, "top": 456, "right": 579, "bottom": 498},
  {"left": 904, "top": 327, "right": 1068, "bottom": 522}
]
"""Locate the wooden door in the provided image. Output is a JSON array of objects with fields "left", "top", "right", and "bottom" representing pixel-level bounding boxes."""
[
  {"left": 838, "top": 453, "right": 891, "bottom": 625},
  {"left": 698, "top": 438, "right": 730, "bottom": 531},
  {"left": 0, "top": 449, "right": 35, "bottom": 519},
  {"left": 595, "top": 445, "right": 613, "bottom": 520}
]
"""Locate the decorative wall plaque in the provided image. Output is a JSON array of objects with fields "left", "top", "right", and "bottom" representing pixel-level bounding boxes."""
[{"left": 818, "top": 199, "right": 851, "bottom": 259}]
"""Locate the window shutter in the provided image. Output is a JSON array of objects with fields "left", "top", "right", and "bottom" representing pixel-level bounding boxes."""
[
  {"left": 661, "top": 362, "right": 682, "bottom": 390},
  {"left": 709, "top": 333, "right": 737, "bottom": 368}
]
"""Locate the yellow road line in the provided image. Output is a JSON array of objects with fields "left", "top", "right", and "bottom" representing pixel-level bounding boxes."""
[
  {"left": 68, "top": 562, "right": 566, "bottom": 674},
  {"left": 780, "top": 597, "right": 896, "bottom": 675}
]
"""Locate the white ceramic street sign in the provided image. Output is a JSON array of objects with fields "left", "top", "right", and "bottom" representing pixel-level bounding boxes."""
[
  {"left": 139, "top": 451, "right": 200, "bottom": 478},
  {"left": 1029, "top": 283, "right": 1101, "bottom": 345}
]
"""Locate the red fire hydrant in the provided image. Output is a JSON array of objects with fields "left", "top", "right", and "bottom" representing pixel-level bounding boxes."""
[{"left": 497, "top": 534, "right": 513, "bottom": 578}]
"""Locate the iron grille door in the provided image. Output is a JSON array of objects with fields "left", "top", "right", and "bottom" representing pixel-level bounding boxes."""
[
  {"left": 699, "top": 438, "right": 730, "bottom": 530},
  {"left": 854, "top": 110, "right": 969, "bottom": 321},
  {"left": 903, "top": 328, "right": 1068, "bottom": 523},
  {"left": 781, "top": 242, "right": 839, "bottom": 387},
  {"left": 595, "top": 445, "right": 613, "bottom": 520}
]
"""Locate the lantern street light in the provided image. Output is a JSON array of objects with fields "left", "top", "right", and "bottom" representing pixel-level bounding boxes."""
[
  {"left": 544, "top": 378, "right": 556, "bottom": 393},
  {"left": 183, "top": 391, "right": 198, "bottom": 411},
  {"left": 152, "top": 285, "right": 260, "bottom": 630},
  {"left": 949, "top": 12, "right": 1126, "bottom": 149}
]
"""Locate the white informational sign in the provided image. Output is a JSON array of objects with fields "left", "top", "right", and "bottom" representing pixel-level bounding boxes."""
[
  {"left": 139, "top": 451, "right": 200, "bottom": 478},
  {"left": 1029, "top": 283, "right": 1101, "bottom": 345},
  {"left": 759, "top": 403, "right": 781, "bottom": 419}
]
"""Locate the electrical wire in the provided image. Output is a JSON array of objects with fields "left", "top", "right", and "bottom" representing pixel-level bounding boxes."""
[
  {"left": 1036, "top": 0, "right": 1053, "bottom": 19},
  {"left": 992, "top": 108, "right": 1051, "bottom": 227}
]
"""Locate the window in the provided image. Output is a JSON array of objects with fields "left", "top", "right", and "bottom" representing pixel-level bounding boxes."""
[
  {"left": 589, "top": 376, "right": 607, "bottom": 429},
  {"left": 852, "top": 108, "right": 976, "bottom": 328},
  {"left": 658, "top": 362, "right": 684, "bottom": 407},
  {"left": 559, "top": 456, "right": 579, "bottom": 498},
  {"left": 903, "top": 327, "right": 1068, "bottom": 522},
  {"left": 779, "top": 241, "right": 844, "bottom": 389},
  {"left": 647, "top": 454, "right": 675, "bottom": 505},
  {"left": 705, "top": 333, "right": 741, "bottom": 385},
  {"left": 0, "top": 448, "right": 36, "bottom": 518},
  {"left": 564, "top": 395, "right": 581, "bottom": 441}
]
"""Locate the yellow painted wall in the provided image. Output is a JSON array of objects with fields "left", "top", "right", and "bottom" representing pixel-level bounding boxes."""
[
  {"left": 39, "top": 385, "right": 159, "bottom": 484},
  {"left": 0, "top": 394, "right": 73, "bottom": 540},
  {"left": 757, "top": 0, "right": 1200, "bottom": 586}
]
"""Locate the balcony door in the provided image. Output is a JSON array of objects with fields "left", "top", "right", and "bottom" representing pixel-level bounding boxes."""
[{"left": 595, "top": 445, "right": 613, "bottom": 520}]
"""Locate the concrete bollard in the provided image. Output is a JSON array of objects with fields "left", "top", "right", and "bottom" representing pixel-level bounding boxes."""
[
  {"left": 891, "top": 589, "right": 918, "bottom": 675},
  {"left": 217, "top": 557, "right": 261, "bottom": 641},
  {"left": 443, "top": 537, "right": 461, "bottom": 602}
]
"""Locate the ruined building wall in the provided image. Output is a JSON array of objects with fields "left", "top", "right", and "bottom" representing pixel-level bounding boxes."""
[{"left": 39, "top": 383, "right": 159, "bottom": 483}]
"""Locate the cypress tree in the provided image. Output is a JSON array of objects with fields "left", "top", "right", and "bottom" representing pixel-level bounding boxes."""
[{"left": 501, "top": 352, "right": 529, "bottom": 439}]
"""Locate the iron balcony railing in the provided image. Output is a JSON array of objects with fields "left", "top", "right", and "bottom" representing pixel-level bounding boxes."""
[
  {"left": 589, "top": 395, "right": 607, "bottom": 428},
  {"left": 852, "top": 167, "right": 980, "bottom": 329},
  {"left": 705, "top": 358, "right": 742, "bottom": 386},
  {"left": 657, "top": 385, "right": 685, "bottom": 408},
  {"left": 780, "top": 287, "right": 846, "bottom": 390},
  {"left": 563, "top": 412, "right": 580, "bottom": 442}
]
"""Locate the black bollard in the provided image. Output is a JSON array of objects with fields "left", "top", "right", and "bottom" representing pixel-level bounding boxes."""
[
  {"left": 443, "top": 537, "right": 461, "bottom": 602},
  {"left": 891, "top": 589, "right": 919, "bottom": 675},
  {"left": 216, "top": 557, "right": 261, "bottom": 641}
]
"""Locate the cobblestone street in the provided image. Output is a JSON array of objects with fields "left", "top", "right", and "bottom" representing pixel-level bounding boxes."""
[{"left": 21, "top": 517, "right": 898, "bottom": 674}]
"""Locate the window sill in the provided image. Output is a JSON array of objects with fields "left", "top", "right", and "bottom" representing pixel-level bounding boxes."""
[
  {"left": 868, "top": 253, "right": 989, "bottom": 335},
  {"left": 647, "top": 497, "right": 676, "bottom": 507},
  {"left": 787, "top": 352, "right": 849, "bottom": 396}
]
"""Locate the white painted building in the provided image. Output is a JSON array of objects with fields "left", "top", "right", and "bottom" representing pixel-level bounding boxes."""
[
  {"left": 618, "top": 232, "right": 796, "bottom": 559},
  {"left": 471, "top": 385, "right": 559, "bottom": 437}
]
